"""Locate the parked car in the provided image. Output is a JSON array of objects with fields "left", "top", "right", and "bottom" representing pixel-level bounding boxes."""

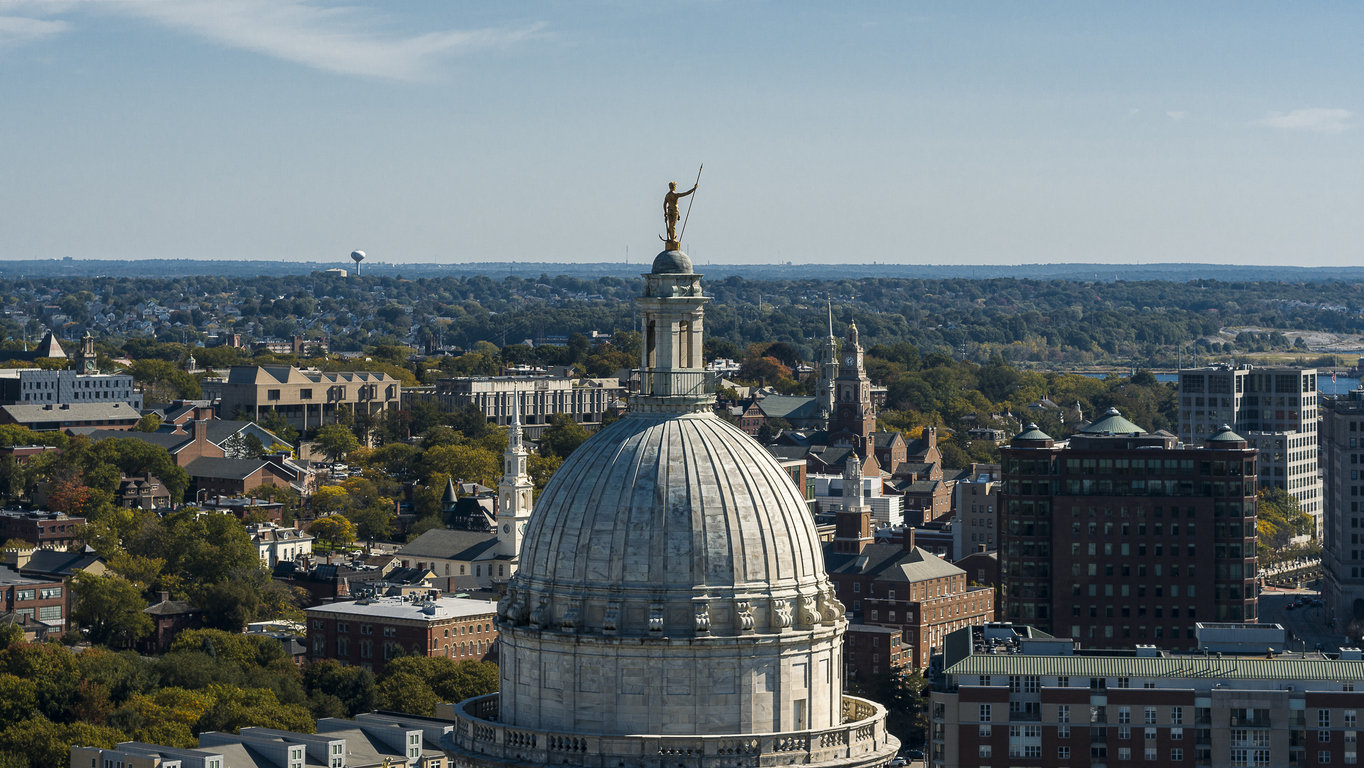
[
  {"left": 888, "top": 758, "right": 907, "bottom": 768},
  {"left": 906, "top": 750, "right": 925, "bottom": 760}
]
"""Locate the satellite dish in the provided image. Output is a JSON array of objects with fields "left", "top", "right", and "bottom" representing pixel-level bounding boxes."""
[{"left": 350, "top": 250, "right": 365, "bottom": 274}]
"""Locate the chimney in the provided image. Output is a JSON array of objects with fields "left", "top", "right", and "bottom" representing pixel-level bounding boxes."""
[
  {"left": 336, "top": 577, "right": 350, "bottom": 598},
  {"left": 925, "top": 426, "right": 937, "bottom": 448},
  {"left": 902, "top": 527, "right": 917, "bottom": 552},
  {"left": 193, "top": 418, "right": 208, "bottom": 447},
  {"left": 159, "top": 591, "right": 169, "bottom": 603}
]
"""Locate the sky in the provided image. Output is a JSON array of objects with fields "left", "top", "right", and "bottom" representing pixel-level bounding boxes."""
[{"left": 0, "top": 1, "right": 1359, "bottom": 266}]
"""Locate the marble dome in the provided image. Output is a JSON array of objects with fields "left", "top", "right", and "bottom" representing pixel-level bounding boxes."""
[
  {"left": 515, "top": 410, "right": 828, "bottom": 616},
  {"left": 452, "top": 238, "right": 896, "bottom": 767}
]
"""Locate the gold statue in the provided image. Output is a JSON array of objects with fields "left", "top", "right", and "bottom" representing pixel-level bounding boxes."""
[{"left": 662, "top": 179, "right": 697, "bottom": 249}]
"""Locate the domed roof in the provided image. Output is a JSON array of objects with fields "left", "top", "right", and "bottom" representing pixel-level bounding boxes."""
[
  {"left": 1206, "top": 424, "right": 1247, "bottom": 443},
  {"left": 1079, "top": 407, "right": 1146, "bottom": 435},
  {"left": 514, "top": 410, "right": 827, "bottom": 625},
  {"left": 651, "top": 248, "right": 693, "bottom": 274},
  {"left": 1014, "top": 423, "right": 1053, "bottom": 442}
]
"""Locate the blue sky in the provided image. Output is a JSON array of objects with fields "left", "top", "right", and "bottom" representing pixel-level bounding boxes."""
[{"left": 0, "top": 1, "right": 1358, "bottom": 266}]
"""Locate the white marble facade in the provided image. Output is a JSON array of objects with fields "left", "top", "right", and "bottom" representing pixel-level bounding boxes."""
[{"left": 450, "top": 247, "right": 898, "bottom": 768}]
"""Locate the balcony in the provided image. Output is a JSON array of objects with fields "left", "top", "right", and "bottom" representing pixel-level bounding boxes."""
[
  {"left": 629, "top": 369, "right": 717, "bottom": 412},
  {"left": 439, "top": 694, "right": 899, "bottom": 768}
]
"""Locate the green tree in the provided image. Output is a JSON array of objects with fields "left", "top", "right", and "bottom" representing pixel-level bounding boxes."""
[
  {"left": 303, "top": 660, "right": 376, "bottom": 718},
  {"left": 71, "top": 572, "right": 154, "bottom": 649},
  {"left": 421, "top": 444, "right": 500, "bottom": 487},
  {"left": 198, "top": 580, "right": 260, "bottom": 633},
  {"left": 0, "top": 717, "right": 127, "bottom": 768},
  {"left": 347, "top": 504, "right": 394, "bottom": 543},
  {"left": 538, "top": 413, "right": 589, "bottom": 459},
  {"left": 196, "top": 684, "right": 314, "bottom": 735},
  {"left": 314, "top": 425, "right": 360, "bottom": 463},
  {"left": 308, "top": 515, "right": 356, "bottom": 550},
  {"left": 0, "top": 674, "right": 38, "bottom": 726},
  {"left": 0, "top": 642, "right": 83, "bottom": 721},
  {"left": 132, "top": 414, "right": 162, "bottom": 433}
]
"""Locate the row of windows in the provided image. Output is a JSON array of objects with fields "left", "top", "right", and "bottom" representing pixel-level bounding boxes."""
[{"left": 11, "top": 586, "right": 61, "bottom": 601}]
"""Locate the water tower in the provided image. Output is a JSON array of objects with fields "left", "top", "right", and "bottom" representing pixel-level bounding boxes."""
[{"left": 350, "top": 250, "right": 365, "bottom": 275}]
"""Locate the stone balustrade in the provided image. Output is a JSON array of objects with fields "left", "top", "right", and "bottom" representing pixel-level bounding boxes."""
[{"left": 438, "top": 694, "right": 898, "bottom": 768}]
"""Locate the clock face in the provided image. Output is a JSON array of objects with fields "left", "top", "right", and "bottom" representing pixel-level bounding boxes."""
[
  {"left": 84, "top": 360, "right": 96, "bottom": 371},
  {"left": 844, "top": 356, "right": 856, "bottom": 367},
  {"left": 503, "top": 524, "right": 511, "bottom": 533}
]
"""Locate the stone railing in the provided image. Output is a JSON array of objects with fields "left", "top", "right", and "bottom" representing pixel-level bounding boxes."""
[{"left": 438, "top": 694, "right": 897, "bottom": 768}]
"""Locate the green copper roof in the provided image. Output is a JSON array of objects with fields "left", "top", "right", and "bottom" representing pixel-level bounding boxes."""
[
  {"left": 1206, "top": 425, "right": 1247, "bottom": 442},
  {"left": 945, "top": 653, "right": 1364, "bottom": 682},
  {"left": 1014, "top": 423, "right": 1053, "bottom": 442},
  {"left": 1079, "top": 407, "right": 1147, "bottom": 435}
]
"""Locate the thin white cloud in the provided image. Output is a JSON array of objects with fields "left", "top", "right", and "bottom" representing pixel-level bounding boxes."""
[
  {"left": 57, "top": 0, "right": 541, "bottom": 80},
  {"left": 1166, "top": 111, "right": 1185, "bottom": 121},
  {"left": 1256, "top": 108, "right": 1352, "bottom": 135},
  {"left": 0, "top": 15, "right": 69, "bottom": 46}
]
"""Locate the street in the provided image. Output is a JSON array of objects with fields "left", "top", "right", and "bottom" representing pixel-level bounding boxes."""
[{"left": 1259, "top": 584, "right": 1348, "bottom": 653}]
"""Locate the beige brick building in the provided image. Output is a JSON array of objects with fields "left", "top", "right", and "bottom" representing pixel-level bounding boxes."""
[{"left": 213, "top": 366, "right": 401, "bottom": 431}]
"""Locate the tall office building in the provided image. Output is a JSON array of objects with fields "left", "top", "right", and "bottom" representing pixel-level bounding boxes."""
[
  {"left": 999, "top": 410, "right": 1260, "bottom": 650},
  {"left": 1321, "top": 388, "right": 1364, "bottom": 626},
  {"left": 1177, "top": 365, "right": 1321, "bottom": 534}
]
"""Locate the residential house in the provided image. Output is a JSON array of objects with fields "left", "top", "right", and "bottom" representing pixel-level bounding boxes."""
[
  {"left": 141, "top": 591, "right": 202, "bottom": 653},
  {"left": 116, "top": 473, "right": 173, "bottom": 509},
  {"left": 247, "top": 522, "right": 313, "bottom": 567}
]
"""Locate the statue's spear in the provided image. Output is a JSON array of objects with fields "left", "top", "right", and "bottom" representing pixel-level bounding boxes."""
[{"left": 678, "top": 164, "right": 703, "bottom": 244}]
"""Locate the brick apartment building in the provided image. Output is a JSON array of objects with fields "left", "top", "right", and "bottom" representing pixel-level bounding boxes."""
[
  {"left": 999, "top": 411, "right": 1260, "bottom": 650},
  {"left": 825, "top": 458, "right": 994, "bottom": 670},
  {"left": 305, "top": 592, "right": 498, "bottom": 674},
  {"left": 0, "top": 509, "right": 85, "bottom": 550},
  {"left": 844, "top": 623, "right": 907, "bottom": 680},
  {"left": 929, "top": 623, "right": 1364, "bottom": 768}
]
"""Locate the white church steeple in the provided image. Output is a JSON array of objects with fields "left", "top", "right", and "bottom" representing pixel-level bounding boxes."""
[{"left": 497, "top": 390, "right": 534, "bottom": 559}]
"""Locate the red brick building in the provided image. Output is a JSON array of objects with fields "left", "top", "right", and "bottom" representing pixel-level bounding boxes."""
[
  {"left": 0, "top": 563, "right": 65, "bottom": 628},
  {"left": 825, "top": 513, "right": 994, "bottom": 671},
  {"left": 930, "top": 623, "right": 1364, "bottom": 768},
  {"left": 141, "top": 591, "right": 202, "bottom": 653},
  {"left": 999, "top": 413, "right": 1259, "bottom": 650},
  {"left": 306, "top": 592, "right": 498, "bottom": 674},
  {"left": 0, "top": 509, "right": 85, "bottom": 550},
  {"left": 844, "top": 623, "right": 907, "bottom": 680}
]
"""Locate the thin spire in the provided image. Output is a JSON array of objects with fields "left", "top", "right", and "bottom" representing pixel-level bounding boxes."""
[
  {"left": 827, "top": 297, "right": 834, "bottom": 339},
  {"left": 509, "top": 389, "right": 523, "bottom": 450}
]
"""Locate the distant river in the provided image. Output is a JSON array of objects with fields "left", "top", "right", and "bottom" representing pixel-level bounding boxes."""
[{"left": 1078, "top": 372, "right": 1361, "bottom": 394}]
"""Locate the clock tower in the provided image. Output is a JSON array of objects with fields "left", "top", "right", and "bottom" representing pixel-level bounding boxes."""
[
  {"left": 829, "top": 320, "right": 875, "bottom": 452},
  {"left": 497, "top": 390, "right": 534, "bottom": 561},
  {"left": 75, "top": 332, "right": 97, "bottom": 374}
]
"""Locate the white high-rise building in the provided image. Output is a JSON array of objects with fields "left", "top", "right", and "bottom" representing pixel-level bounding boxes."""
[{"left": 1177, "top": 365, "right": 1322, "bottom": 534}]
